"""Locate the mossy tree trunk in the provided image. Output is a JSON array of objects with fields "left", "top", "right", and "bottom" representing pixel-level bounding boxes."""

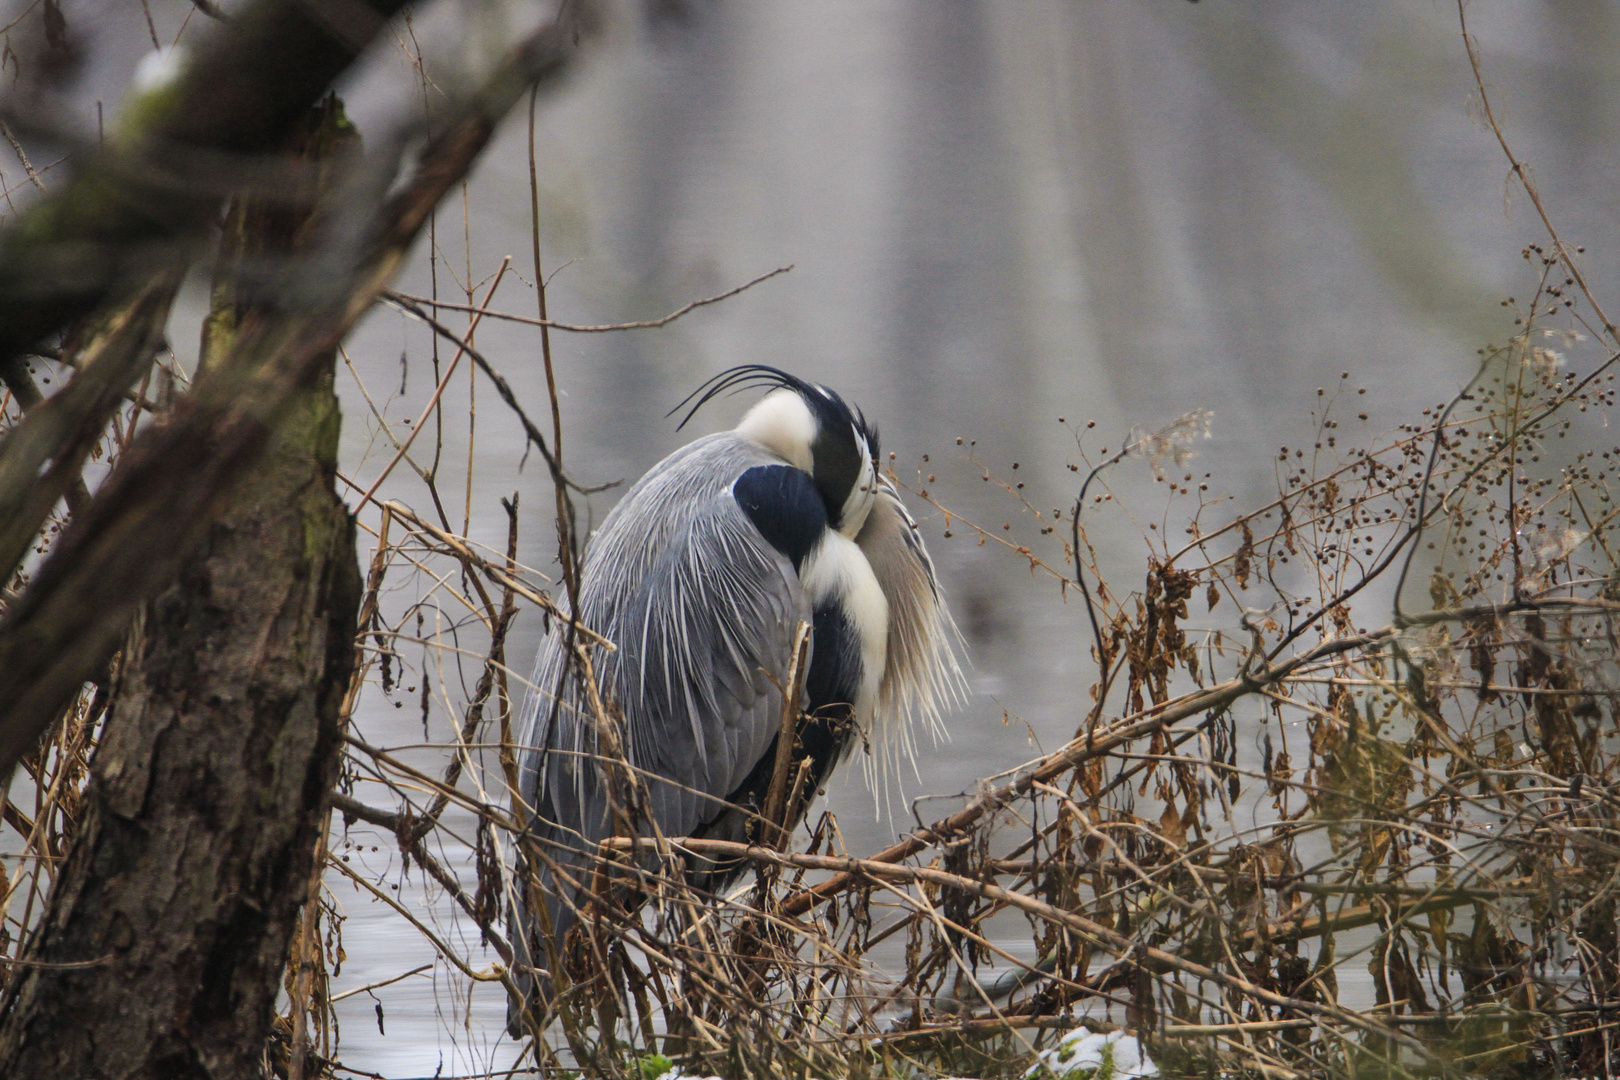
[{"left": 0, "top": 101, "right": 363, "bottom": 1079}]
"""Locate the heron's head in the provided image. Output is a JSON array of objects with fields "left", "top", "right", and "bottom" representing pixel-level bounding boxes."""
[{"left": 678, "top": 366, "right": 881, "bottom": 537}]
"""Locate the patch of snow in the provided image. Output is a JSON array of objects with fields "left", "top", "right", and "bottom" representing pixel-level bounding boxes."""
[
  {"left": 132, "top": 47, "right": 187, "bottom": 94},
  {"left": 1025, "top": 1027, "right": 1158, "bottom": 1080}
]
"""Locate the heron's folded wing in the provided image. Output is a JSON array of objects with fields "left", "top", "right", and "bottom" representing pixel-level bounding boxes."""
[
  {"left": 517, "top": 451, "right": 811, "bottom": 853},
  {"left": 618, "top": 486, "right": 808, "bottom": 837}
]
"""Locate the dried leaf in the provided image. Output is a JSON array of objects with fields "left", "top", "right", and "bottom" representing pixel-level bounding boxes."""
[{"left": 1235, "top": 523, "right": 1254, "bottom": 589}]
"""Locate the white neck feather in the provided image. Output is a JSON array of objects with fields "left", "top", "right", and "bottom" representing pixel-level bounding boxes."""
[{"left": 799, "top": 533, "right": 888, "bottom": 725}]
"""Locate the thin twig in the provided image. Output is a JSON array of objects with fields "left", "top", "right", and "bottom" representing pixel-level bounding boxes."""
[{"left": 386, "top": 264, "right": 792, "bottom": 333}]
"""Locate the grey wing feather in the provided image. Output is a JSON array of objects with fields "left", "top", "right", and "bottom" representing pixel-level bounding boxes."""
[
  {"left": 623, "top": 499, "right": 804, "bottom": 828},
  {"left": 509, "top": 434, "right": 808, "bottom": 1004}
]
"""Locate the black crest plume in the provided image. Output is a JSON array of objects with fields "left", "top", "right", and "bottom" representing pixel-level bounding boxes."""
[{"left": 670, "top": 365, "right": 879, "bottom": 462}]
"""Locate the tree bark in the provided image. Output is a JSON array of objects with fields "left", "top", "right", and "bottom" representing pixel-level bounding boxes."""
[{"left": 0, "top": 102, "right": 363, "bottom": 1080}]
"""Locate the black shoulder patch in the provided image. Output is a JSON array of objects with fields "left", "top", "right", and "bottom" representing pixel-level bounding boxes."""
[{"left": 732, "top": 464, "right": 827, "bottom": 571}]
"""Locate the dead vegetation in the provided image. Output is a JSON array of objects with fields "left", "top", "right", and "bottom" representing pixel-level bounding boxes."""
[
  {"left": 1, "top": 3, "right": 1619, "bottom": 1079},
  {"left": 265, "top": 224, "right": 1620, "bottom": 1080}
]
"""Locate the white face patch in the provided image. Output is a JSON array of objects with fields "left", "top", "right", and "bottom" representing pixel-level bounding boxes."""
[{"left": 735, "top": 389, "right": 815, "bottom": 474}]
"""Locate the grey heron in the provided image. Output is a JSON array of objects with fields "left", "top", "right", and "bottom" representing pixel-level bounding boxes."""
[{"left": 507, "top": 367, "right": 962, "bottom": 1030}]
